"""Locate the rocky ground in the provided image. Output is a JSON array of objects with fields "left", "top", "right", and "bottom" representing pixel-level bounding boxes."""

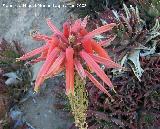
[{"left": 19, "top": 76, "right": 71, "bottom": 129}]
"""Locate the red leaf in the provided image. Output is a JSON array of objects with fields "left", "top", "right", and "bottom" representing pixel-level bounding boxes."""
[
  {"left": 91, "top": 40, "right": 112, "bottom": 60},
  {"left": 71, "top": 19, "right": 82, "bottom": 33},
  {"left": 65, "top": 47, "right": 74, "bottom": 95},
  {"left": 32, "top": 33, "right": 51, "bottom": 41},
  {"left": 81, "top": 16, "right": 88, "bottom": 28},
  {"left": 79, "top": 28, "right": 88, "bottom": 36},
  {"left": 90, "top": 54, "right": 122, "bottom": 69},
  {"left": 80, "top": 51, "right": 115, "bottom": 91},
  {"left": 16, "top": 45, "right": 48, "bottom": 61},
  {"left": 82, "top": 39, "right": 93, "bottom": 54},
  {"left": 45, "top": 52, "right": 65, "bottom": 78},
  {"left": 34, "top": 47, "right": 60, "bottom": 92},
  {"left": 46, "top": 18, "right": 68, "bottom": 43},
  {"left": 47, "top": 36, "right": 59, "bottom": 56},
  {"left": 63, "top": 21, "right": 70, "bottom": 38},
  {"left": 85, "top": 70, "right": 112, "bottom": 98},
  {"left": 83, "top": 23, "right": 116, "bottom": 39},
  {"left": 74, "top": 58, "right": 86, "bottom": 80}
]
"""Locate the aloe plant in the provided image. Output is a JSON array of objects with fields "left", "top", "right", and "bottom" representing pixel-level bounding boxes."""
[
  {"left": 17, "top": 18, "right": 120, "bottom": 97},
  {"left": 94, "top": 4, "right": 160, "bottom": 81},
  {"left": 17, "top": 17, "right": 121, "bottom": 128}
]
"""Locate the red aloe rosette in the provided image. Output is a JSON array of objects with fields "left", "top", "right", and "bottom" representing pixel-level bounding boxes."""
[{"left": 17, "top": 17, "right": 121, "bottom": 97}]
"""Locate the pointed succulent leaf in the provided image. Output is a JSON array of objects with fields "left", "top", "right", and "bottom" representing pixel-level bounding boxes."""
[
  {"left": 82, "top": 39, "right": 93, "bottom": 53},
  {"left": 85, "top": 70, "right": 112, "bottom": 98},
  {"left": 74, "top": 58, "right": 86, "bottom": 80},
  {"left": 47, "top": 36, "right": 59, "bottom": 56},
  {"left": 90, "top": 54, "right": 121, "bottom": 68},
  {"left": 16, "top": 45, "right": 48, "bottom": 61},
  {"left": 81, "top": 16, "right": 88, "bottom": 28},
  {"left": 45, "top": 52, "right": 65, "bottom": 78},
  {"left": 91, "top": 39, "right": 112, "bottom": 60},
  {"left": 65, "top": 47, "right": 74, "bottom": 95},
  {"left": 71, "top": 19, "right": 82, "bottom": 33},
  {"left": 80, "top": 50, "right": 115, "bottom": 90},
  {"left": 34, "top": 47, "right": 60, "bottom": 92},
  {"left": 83, "top": 23, "right": 116, "bottom": 39},
  {"left": 32, "top": 33, "right": 52, "bottom": 41},
  {"left": 63, "top": 21, "right": 70, "bottom": 38},
  {"left": 46, "top": 18, "right": 68, "bottom": 43}
]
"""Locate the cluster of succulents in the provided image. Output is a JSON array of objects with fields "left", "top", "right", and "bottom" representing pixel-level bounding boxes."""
[
  {"left": 88, "top": 3, "right": 160, "bottom": 80},
  {"left": 82, "top": 54, "right": 160, "bottom": 129},
  {"left": 52, "top": 55, "right": 160, "bottom": 128},
  {"left": 77, "top": 3, "right": 160, "bottom": 129},
  {"left": 50, "top": 2, "right": 160, "bottom": 129}
]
